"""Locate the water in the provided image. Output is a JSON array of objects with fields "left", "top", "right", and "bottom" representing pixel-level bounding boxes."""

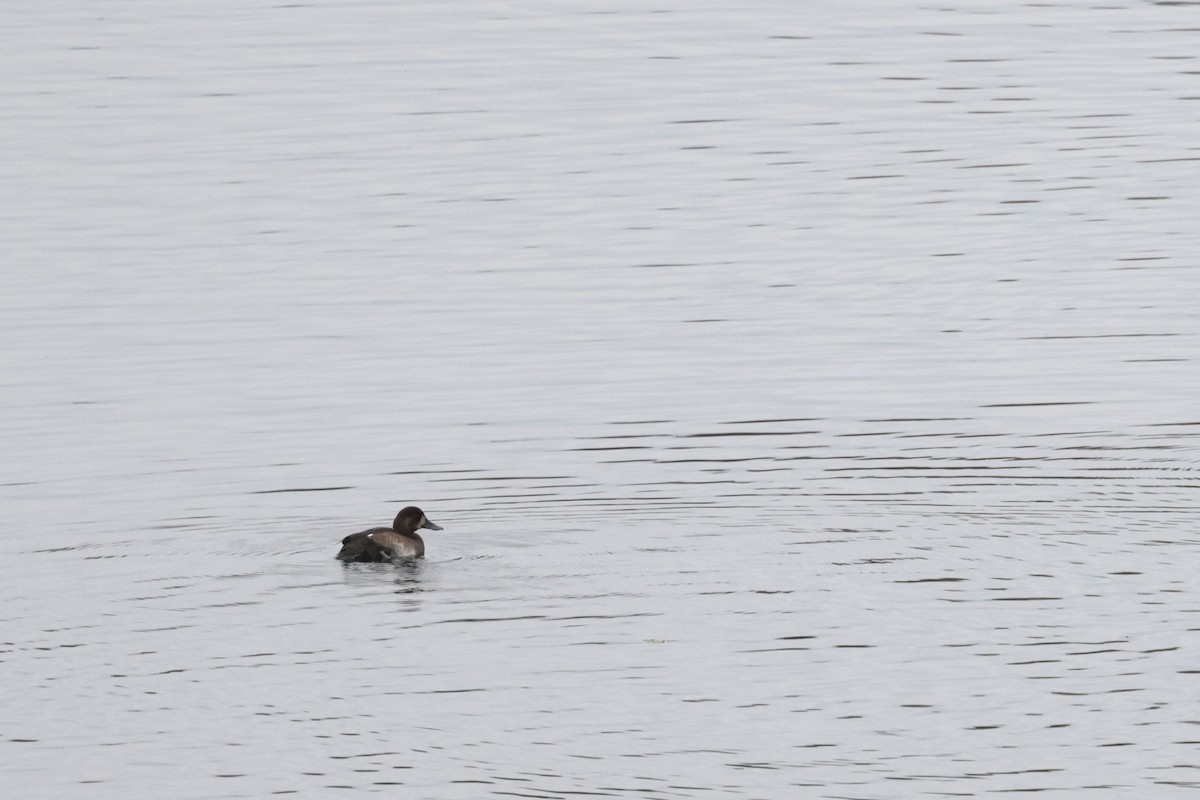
[{"left": 3, "top": 1, "right": 1199, "bottom": 797}]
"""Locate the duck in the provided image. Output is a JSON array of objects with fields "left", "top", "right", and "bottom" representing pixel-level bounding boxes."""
[{"left": 336, "top": 506, "right": 443, "bottom": 562}]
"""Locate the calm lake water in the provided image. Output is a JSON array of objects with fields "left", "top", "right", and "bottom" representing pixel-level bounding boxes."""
[{"left": 3, "top": 1, "right": 1199, "bottom": 797}]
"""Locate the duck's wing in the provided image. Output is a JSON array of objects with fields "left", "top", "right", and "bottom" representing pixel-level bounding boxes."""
[
  {"left": 336, "top": 528, "right": 392, "bottom": 562},
  {"left": 367, "top": 530, "right": 424, "bottom": 558}
]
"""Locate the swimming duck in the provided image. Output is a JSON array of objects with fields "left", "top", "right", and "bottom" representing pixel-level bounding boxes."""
[{"left": 336, "top": 506, "right": 443, "bottom": 562}]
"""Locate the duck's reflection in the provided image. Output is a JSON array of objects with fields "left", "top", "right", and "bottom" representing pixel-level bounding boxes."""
[{"left": 339, "top": 558, "right": 428, "bottom": 607}]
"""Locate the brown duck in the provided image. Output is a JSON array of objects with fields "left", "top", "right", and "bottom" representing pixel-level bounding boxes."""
[{"left": 336, "top": 506, "right": 443, "bottom": 562}]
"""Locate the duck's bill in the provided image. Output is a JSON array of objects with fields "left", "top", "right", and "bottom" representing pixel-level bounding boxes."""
[{"left": 422, "top": 518, "right": 443, "bottom": 531}]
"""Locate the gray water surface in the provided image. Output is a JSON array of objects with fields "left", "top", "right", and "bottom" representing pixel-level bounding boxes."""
[{"left": 3, "top": 1, "right": 1199, "bottom": 797}]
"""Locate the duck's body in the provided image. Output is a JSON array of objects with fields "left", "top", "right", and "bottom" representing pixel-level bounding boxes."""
[{"left": 336, "top": 506, "right": 442, "bottom": 562}]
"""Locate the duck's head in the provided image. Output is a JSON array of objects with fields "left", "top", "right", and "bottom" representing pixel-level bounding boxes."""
[{"left": 393, "top": 506, "right": 443, "bottom": 534}]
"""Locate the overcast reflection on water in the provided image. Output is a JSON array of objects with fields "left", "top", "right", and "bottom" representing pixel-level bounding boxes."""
[{"left": 3, "top": 0, "right": 1199, "bottom": 797}]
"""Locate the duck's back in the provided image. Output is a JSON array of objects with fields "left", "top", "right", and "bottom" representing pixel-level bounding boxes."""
[{"left": 336, "top": 527, "right": 392, "bottom": 562}]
